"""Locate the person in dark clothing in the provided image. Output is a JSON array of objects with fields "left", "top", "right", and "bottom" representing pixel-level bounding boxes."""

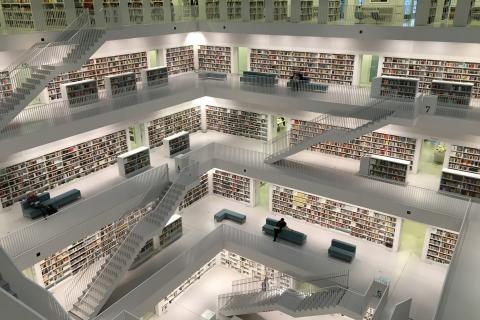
[{"left": 273, "top": 218, "right": 287, "bottom": 242}]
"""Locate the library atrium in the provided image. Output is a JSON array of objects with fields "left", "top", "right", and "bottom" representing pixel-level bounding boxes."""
[{"left": 0, "top": 1, "right": 479, "bottom": 320}]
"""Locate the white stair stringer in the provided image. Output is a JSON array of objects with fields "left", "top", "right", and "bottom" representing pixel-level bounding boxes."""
[
  {"left": 219, "top": 286, "right": 348, "bottom": 318},
  {"left": 69, "top": 164, "right": 200, "bottom": 320},
  {"left": 0, "top": 19, "right": 107, "bottom": 131},
  {"left": 264, "top": 107, "right": 397, "bottom": 164}
]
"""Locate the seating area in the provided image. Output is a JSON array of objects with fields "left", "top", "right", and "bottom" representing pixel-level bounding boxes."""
[
  {"left": 21, "top": 189, "right": 82, "bottom": 219},
  {"left": 328, "top": 239, "right": 356, "bottom": 262},
  {"left": 214, "top": 209, "right": 247, "bottom": 224},
  {"left": 262, "top": 217, "right": 307, "bottom": 245},
  {"left": 287, "top": 80, "right": 328, "bottom": 92},
  {"left": 240, "top": 71, "right": 278, "bottom": 86},
  {"left": 198, "top": 71, "right": 227, "bottom": 80}
]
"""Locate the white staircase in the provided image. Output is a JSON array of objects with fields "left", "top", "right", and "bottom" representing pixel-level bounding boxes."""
[
  {"left": 219, "top": 286, "right": 346, "bottom": 317},
  {"left": 264, "top": 106, "right": 397, "bottom": 164},
  {"left": 0, "top": 11, "right": 106, "bottom": 131},
  {"left": 69, "top": 162, "right": 200, "bottom": 320}
]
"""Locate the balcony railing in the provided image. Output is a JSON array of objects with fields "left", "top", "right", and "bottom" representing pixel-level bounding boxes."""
[{"left": 0, "top": 2, "right": 478, "bottom": 35}]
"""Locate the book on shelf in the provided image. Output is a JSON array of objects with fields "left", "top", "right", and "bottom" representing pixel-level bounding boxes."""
[
  {"left": 431, "top": 80, "right": 473, "bottom": 107},
  {"left": 448, "top": 144, "right": 480, "bottom": 173},
  {"left": 206, "top": 105, "right": 268, "bottom": 141},
  {"left": 140, "top": 66, "right": 168, "bottom": 87},
  {"left": 250, "top": 48, "right": 355, "bottom": 85},
  {"left": 0, "top": 130, "right": 128, "bottom": 208},
  {"left": 163, "top": 131, "right": 190, "bottom": 157},
  {"left": 104, "top": 72, "right": 137, "bottom": 97},
  {"left": 48, "top": 51, "right": 147, "bottom": 100},
  {"left": 424, "top": 227, "right": 458, "bottom": 264},
  {"left": 439, "top": 168, "right": 480, "bottom": 199},
  {"left": 290, "top": 119, "right": 417, "bottom": 169},
  {"left": 198, "top": 45, "right": 231, "bottom": 73},
  {"left": 179, "top": 173, "right": 208, "bottom": 210},
  {"left": 213, "top": 169, "right": 251, "bottom": 204},
  {"left": 382, "top": 56, "right": 480, "bottom": 98},
  {"left": 117, "top": 146, "right": 151, "bottom": 177},
  {"left": 37, "top": 210, "right": 182, "bottom": 288},
  {"left": 146, "top": 107, "right": 201, "bottom": 149},
  {"left": 359, "top": 155, "right": 409, "bottom": 184},
  {"left": 250, "top": 0, "right": 265, "bottom": 20},
  {"left": 370, "top": 76, "right": 419, "bottom": 100},
  {"left": 271, "top": 184, "right": 399, "bottom": 248},
  {"left": 60, "top": 79, "right": 99, "bottom": 107},
  {"left": 166, "top": 45, "right": 195, "bottom": 75}
]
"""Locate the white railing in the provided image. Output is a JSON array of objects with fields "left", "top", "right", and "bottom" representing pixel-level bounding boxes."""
[{"left": 0, "top": 164, "right": 169, "bottom": 260}]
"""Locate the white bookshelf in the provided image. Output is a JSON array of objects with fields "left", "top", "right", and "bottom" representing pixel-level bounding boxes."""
[
  {"left": 60, "top": 79, "right": 99, "bottom": 107},
  {"left": 37, "top": 209, "right": 182, "bottom": 289},
  {"left": 250, "top": 0, "right": 264, "bottom": 20},
  {"left": 1, "top": 0, "right": 34, "bottom": 30},
  {"left": 212, "top": 169, "right": 251, "bottom": 204},
  {"left": 290, "top": 119, "right": 417, "bottom": 169},
  {"left": 0, "top": 130, "right": 128, "bottom": 208},
  {"left": 300, "top": 0, "right": 315, "bottom": 21},
  {"left": 370, "top": 76, "right": 419, "bottom": 100},
  {"left": 48, "top": 52, "right": 147, "bottom": 100},
  {"left": 105, "top": 72, "right": 137, "bottom": 97},
  {"left": 448, "top": 145, "right": 480, "bottom": 173},
  {"left": 218, "top": 249, "right": 294, "bottom": 288},
  {"left": 439, "top": 168, "right": 480, "bottom": 199},
  {"left": 271, "top": 184, "right": 400, "bottom": 249},
  {"left": 250, "top": 49, "right": 355, "bottom": 85},
  {"left": 206, "top": 105, "right": 268, "bottom": 141},
  {"left": 163, "top": 131, "right": 190, "bottom": 157},
  {"left": 128, "top": 0, "right": 144, "bottom": 24},
  {"left": 382, "top": 56, "right": 480, "bottom": 98},
  {"left": 179, "top": 173, "right": 208, "bottom": 210},
  {"left": 273, "top": 0, "right": 288, "bottom": 21},
  {"left": 166, "top": 46, "right": 195, "bottom": 75},
  {"left": 0, "top": 71, "right": 13, "bottom": 100},
  {"left": 328, "top": 0, "right": 341, "bottom": 22},
  {"left": 359, "top": 155, "right": 409, "bottom": 185},
  {"left": 140, "top": 66, "right": 168, "bottom": 87},
  {"left": 198, "top": 45, "right": 231, "bottom": 73},
  {"left": 146, "top": 107, "right": 201, "bottom": 149},
  {"left": 431, "top": 80, "right": 473, "bottom": 106},
  {"left": 117, "top": 146, "right": 151, "bottom": 177},
  {"left": 423, "top": 227, "right": 458, "bottom": 264}
]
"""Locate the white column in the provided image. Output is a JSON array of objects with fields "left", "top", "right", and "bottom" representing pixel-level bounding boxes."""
[
  {"left": 318, "top": 0, "right": 329, "bottom": 23},
  {"left": 453, "top": 0, "right": 472, "bottom": 26},
  {"left": 219, "top": 0, "right": 228, "bottom": 20},
  {"left": 415, "top": 0, "right": 432, "bottom": 25},
  {"left": 352, "top": 55, "right": 362, "bottom": 86},
  {"left": 199, "top": 0, "right": 207, "bottom": 20},
  {"left": 93, "top": 0, "right": 106, "bottom": 27},
  {"left": 142, "top": 0, "right": 152, "bottom": 24},
  {"left": 164, "top": 1, "right": 173, "bottom": 22},
  {"left": 290, "top": 0, "right": 301, "bottom": 22},
  {"left": 64, "top": 0, "right": 77, "bottom": 25},
  {"left": 31, "top": 0, "right": 45, "bottom": 31},
  {"left": 193, "top": 45, "right": 199, "bottom": 70},
  {"left": 231, "top": 46, "right": 238, "bottom": 74},
  {"left": 200, "top": 105, "right": 207, "bottom": 132},
  {"left": 265, "top": 0, "right": 274, "bottom": 22},
  {"left": 120, "top": 0, "right": 130, "bottom": 25},
  {"left": 242, "top": 0, "right": 250, "bottom": 21}
]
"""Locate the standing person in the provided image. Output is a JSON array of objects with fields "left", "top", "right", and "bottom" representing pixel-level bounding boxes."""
[
  {"left": 273, "top": 218, "right": 287, "bottom": 242},
  {"left": 261, "top": 276, "right": 268, "bottom": 291}
]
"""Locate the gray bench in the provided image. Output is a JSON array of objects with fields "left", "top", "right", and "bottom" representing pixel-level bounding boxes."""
[
  {"left": 214, "top": 209, "right": 246, "bottom": 224},
  {"left": 287, "top": 80, "right": 328, "bottom": 92},
  {"left": 262, "top": 217, "right": 306, "bottom": 245},
  {"left": 240, "top": 71, "right": 278, "bottom": 86},
  {"left": 198, "top": 71, "right": 227, "bottom": 80},
  {"left": 44, "top": 188, "right": 81, "bottom": 209},
  {"left": 328, "top": 239, "right": 356, "bottom": 262},
  {"left": 21, "top": 192, "right": 51, "bottom": 219}
]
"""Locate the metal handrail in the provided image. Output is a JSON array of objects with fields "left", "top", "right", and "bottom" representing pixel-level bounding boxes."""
[{"left": 75, "top": 160, "right": 199, "bottom": 315}]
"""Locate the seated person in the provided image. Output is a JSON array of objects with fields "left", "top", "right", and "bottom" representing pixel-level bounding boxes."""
[
  {"left": 273, "top": 218, "right": 287, "bottom": 242},
  {"left": 26, "top": 192, "right": 57, "bottom": 219}
]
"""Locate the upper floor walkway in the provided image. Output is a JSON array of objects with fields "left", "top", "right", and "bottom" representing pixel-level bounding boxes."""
[{"left": 1, "top": 1, "right": 480, "bottom": 45}]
